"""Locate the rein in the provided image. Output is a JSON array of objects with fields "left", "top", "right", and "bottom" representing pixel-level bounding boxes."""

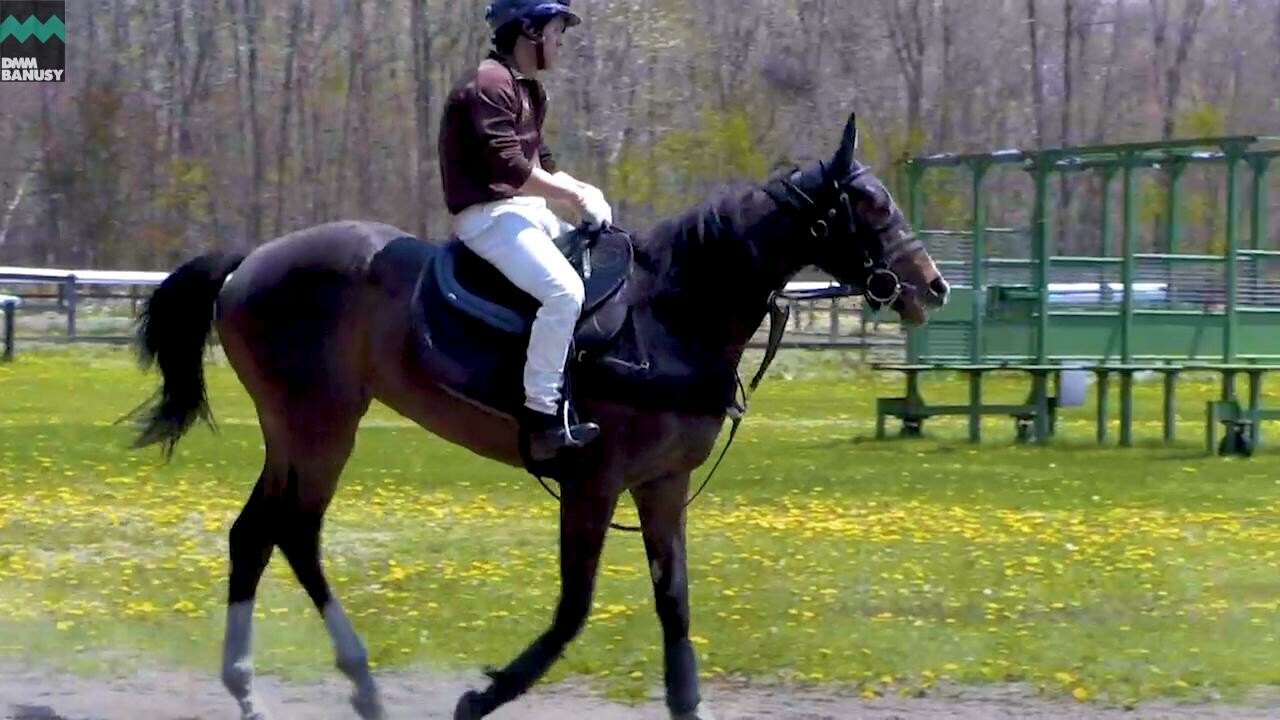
[
  {"left": 542, "top": 292, "right": 795, "bottom": 535},
  {"left": 535, "top": 165, "right": 906, "bottom": 533}
]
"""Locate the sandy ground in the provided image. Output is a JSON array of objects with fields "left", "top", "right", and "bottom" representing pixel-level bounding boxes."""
[{"left": 3, "top": 664, "right": 1279, "bottom": 720}]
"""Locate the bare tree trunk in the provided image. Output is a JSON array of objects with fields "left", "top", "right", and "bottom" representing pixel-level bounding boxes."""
[
  {"left": 0, "top": 171, "right": 34, "bottom": 248},
  {"left": 180, "top": 0, "right": 214, "bottom": 147},
  {"left": 242, "top": 0, "right": 265, "bottom": 244},
  {"left": 1026, "top": 0, "right": 1046, "bottom": 148},
  {"left": 274, "top": 0, "right": 305, "bottom": 237},
  {"left": 111, "top": 0, "right": 128, "bottom": 83},
  {"left": 195, "top": 0, "right": 224, "bottom": 248},
  {"left": 356, "top": 1, "right": 376, "bottom": 215},
  {"left": 226, "top": 0, "right": 248, "bottom": 246},
  {"left": 334, "top": 2, "right": 364, "bottom": 219},
  {"left": 1093, "top": 3, "right": 1127, "bottom": 143},
  {"left": 937, "top": 0, "right": 957, "bottom": 149},
  {"left": 1058, "top": 0, "right": 1075, "bottom": 252},
  {"left": 1149, "top": 0, "right": 1206, "bottom": 140},
  {"left": 84, "top": 0, "right": 100, "bottom": 89},
  {"left": 1162, "top": 0, "right": 1206, "bottom": 139},
  {"left": 165, "top": 0, "right": 186, "bottom": 160},
  {"left": 163, "top": 0, "right": 190, "bottom": 261},
  {"left": 880, "top": 0, "right": 927, "bottom": 145},
  {"left": 39, "top": 85, "right": 61, "bottom": 265},
  {"left": 1227, "top": 0, "right": 1246, "bottom": 125},
  {"left": 1275, "top": 2, "right": 1280, "bottom": 106},
  {"left": 411, "top": 0, "right": 434, "bottom": 239},
  {"left": 297, "top": 2, "right": 322, "bottom": 224}
]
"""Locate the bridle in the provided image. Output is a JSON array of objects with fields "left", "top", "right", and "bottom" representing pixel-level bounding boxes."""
[
  {"left": 763, "top": 161, "right": 919, "bottom": 309},
  {"left": 531, "top": 160, "right": 931, "bottom": 534}
]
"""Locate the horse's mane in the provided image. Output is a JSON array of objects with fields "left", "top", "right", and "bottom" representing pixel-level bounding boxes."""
[{"left": 627, "top": 175, "right": 786, "bottom": 302}]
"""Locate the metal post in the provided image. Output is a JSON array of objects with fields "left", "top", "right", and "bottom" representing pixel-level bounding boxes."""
[
  {"left": 1166, "top": 160, "right": 1187, "bottom": 255},
  {"left": 906, "top": 161, "right": 926, "bottom": 364},
  {"left": 1032, "top": 156, "right": 1053, "bottom": 364},
  {"left": 1120, "top": 370, "right": 1134, "bottom": 448},
  {"left": 971, "top": 161, "right": 989, "bottom": 364},
  {"left": 1121, "top": 155, "right": 1138, "bottom": 365},
  {"left": 907, "top": 161, "right": 925, "bottom": 230},
  {"left": 1225, "top": 146, "right": 1243, "bottom": 362},
  {"left": 2, "top": 300, "right": 14, "bottom": 362},
  {"left": 1095, "top": 370, "right": 1111, "bottom": 444},
  {"left": 65, "top": 276, "right": 78, "bottom": 339},
  {"left": 968, "top": 371, "right": 983, "bottom": 443},
  {"left": 1248, "top": 370, "right": 1264, "bottom": 448},
  {"left": 1251, "top": 156, "right": 1270, "bottom": 251},
  {"left": 1030, "top": 155, "right": 1055, "bottom": 444},
  {"left": 1100, "top": 167, "right": 1117, "bottom": 257},
  {"left": 1119, "top": 154, "right": 1139, "bottom": 445}
]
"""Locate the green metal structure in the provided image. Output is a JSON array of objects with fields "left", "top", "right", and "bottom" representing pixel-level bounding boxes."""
[
  {"left": 905, "top": 135, "right": 1280, "bottom": 366},
  {"left": 876, "top": 135, "right": 1280, "bottom": 454}
]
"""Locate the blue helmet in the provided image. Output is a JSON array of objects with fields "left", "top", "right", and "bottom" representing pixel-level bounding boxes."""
[{"left": 485, "top": 0, "right": 581, "bottom": 33}]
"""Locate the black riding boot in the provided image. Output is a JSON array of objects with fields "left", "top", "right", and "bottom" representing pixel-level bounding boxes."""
[{"left": 517, "top": 405, "right": 600, "bottom": 468}]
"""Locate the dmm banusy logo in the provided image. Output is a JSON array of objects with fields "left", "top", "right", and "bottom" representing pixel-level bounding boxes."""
[{"left": 0, "top": 1, "right": 64, "bottom": 83}]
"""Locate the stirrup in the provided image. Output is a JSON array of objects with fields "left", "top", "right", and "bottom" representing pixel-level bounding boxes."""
[{"left": 518, "top": 404, "right": 600, "bottom": 467}]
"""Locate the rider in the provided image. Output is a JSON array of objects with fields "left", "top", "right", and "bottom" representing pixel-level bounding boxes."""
[{"left": 438, "top": 0, "right": 612, "bottom": 466}]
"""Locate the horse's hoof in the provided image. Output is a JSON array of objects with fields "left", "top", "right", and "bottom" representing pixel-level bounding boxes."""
[
  {"left": 352, "top": 690, "right": 386, "bottom": 720},
  {"left": 672, "top": 704, "right": 717, "bottom": 720},
  {"left": 454, "top": 690, "right": 492, "bottom": 720}
]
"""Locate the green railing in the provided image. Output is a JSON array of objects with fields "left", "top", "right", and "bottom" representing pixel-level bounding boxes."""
[{"left": 907, "top": 136, "right": 1280, "bottom": 365}]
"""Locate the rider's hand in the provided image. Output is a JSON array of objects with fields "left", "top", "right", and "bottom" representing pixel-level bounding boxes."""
[
  {"left": 522, "top": 169, "right": 611, "bottom": 229},
  {"left": 578, "top": 184, "right": 612, "bottom": 230}
]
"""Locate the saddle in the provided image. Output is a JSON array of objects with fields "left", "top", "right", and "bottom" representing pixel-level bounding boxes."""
[{"left": 400, "top": 225, "right": 634, "bottom": 417}]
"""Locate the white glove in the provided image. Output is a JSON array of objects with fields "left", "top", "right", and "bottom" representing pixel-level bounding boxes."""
[{"left": 579, "top": 184, "right": 613, "bottom": 230}]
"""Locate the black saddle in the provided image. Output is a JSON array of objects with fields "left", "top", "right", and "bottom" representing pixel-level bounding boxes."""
[
  {"left": 431, "top": 224, "right": 632, "bottom": 342},
  {"left": 395, "top": 224, "right": 634, "bottom": 416}
]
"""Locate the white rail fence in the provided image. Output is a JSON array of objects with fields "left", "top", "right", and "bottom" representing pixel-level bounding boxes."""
[{"left": 0, "top": 265, "right": 903, "bottom": 359}]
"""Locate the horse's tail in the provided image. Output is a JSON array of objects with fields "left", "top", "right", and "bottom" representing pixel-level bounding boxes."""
[{"left": 123, "top": 251, "right": 246, "bottom": 456}]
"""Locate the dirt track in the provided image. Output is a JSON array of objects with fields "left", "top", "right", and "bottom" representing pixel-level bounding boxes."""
[{"left": 3, "top": 664, "right": 1279, "bottom": 720}]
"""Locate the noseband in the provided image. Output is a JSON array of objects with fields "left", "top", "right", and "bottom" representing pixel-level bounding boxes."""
[{"left": 764, "top": 162, "right": 908, "bottom": 308}]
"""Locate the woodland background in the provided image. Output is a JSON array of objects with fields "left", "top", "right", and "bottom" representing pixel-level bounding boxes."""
[{"left": 1, "top": 0, "right": 1278, "bottom": 270}]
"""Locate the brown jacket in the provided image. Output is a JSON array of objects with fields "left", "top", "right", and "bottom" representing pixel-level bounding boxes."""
[{"left": 438, "top": 51, "right": 557, "bottom": 216}]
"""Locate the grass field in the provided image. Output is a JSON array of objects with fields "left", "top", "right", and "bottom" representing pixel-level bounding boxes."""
[{"left": 1, "top": 346, "right": 1279, "bottom": 710}]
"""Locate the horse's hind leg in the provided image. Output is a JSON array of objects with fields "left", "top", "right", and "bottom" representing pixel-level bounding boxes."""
[
  {"left": 221, "top": 467, "right": 278, "bottom": 720},
  {"left": 219, "top": 391, "right": 381, "bottom": 719},
  {"left": 272, "top": 407, "right": 385, "bottom": 720}
]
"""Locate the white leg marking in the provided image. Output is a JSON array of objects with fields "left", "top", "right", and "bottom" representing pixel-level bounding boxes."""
[
  {"left": 221, "top": 600, "right": 269, "bottom": 719},
  {"left": 324, "top": 599, "right": 384, "bottom": 720}
]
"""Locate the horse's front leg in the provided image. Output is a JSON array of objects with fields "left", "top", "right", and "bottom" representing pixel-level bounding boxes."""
[
  {"left": 454, "top": 476, "right": 620, "bottom": 719},
  {"left": 633, "top": 472, "right": 716, "bottom": 720}
]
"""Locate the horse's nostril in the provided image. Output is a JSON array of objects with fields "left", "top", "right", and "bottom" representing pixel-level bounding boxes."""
[{"left": 929, "top": 277, "right": 950, "bottom": 301}]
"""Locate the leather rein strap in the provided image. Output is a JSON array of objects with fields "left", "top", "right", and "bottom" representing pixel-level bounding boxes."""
[
  {"left": 547, "top": 284, "right": 824, "bottom": 535},
  {"left": 535, "top": 168, "right": 898, "bottom": 533}
]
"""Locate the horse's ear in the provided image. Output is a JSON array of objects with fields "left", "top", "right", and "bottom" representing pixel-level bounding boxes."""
[{"left": 832, "top": 111, "right": 858, "bottom": 175}]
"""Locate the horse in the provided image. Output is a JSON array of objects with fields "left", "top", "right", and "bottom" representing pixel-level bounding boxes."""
[{"left": 124, "top": 112, "right": 949, "bottom": 720}]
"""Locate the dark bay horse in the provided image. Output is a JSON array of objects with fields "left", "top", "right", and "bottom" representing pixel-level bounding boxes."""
[{"left": 126, "top": 112, "right": 948, "bottom": 720}]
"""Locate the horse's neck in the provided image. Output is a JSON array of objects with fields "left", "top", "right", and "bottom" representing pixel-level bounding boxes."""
[{"left": 645, "top": 192, "right": 807, "bottom": 359}]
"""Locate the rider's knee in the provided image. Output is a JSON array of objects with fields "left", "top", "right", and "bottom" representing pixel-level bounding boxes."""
[{"left": 550, "top": 273, "right": 585, "bottom": 313}]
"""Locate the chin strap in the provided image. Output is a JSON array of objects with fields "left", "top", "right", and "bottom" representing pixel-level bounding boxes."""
[{"left": 534, "top": 39, "right": 547, "bottom": 70}]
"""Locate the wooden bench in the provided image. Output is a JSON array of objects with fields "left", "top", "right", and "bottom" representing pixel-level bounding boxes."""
[
  {"left": 1, "top": 295, "right": 18, "bottom": 362},
  {"left": 1188, "top": 363, "right": 1280, "bottom": 457},
  {"left": 874, "top": 360, "right": 1280, "bottom": 456},
  {"left": 873, "top": 363, "right": 1064, "bottom": 444},
  {"left": 1084, "top": 363, "right": 1185, "bottom": 447}
]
